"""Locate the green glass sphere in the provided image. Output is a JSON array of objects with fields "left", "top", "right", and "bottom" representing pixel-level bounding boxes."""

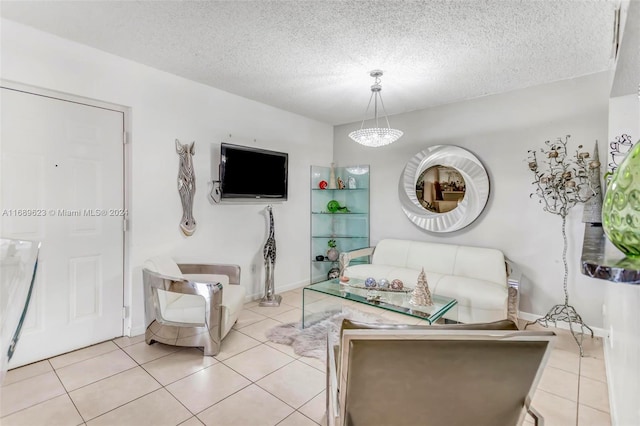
[{"left": 603, "top": 142, "right": 640, "bottom": 257}]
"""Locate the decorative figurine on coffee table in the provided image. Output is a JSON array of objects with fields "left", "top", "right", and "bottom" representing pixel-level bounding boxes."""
[
  {"left": 410, "top": 268, "right": 433, "bottom": 306},
  {"left": 390, "top": 279, "right": 404, "bottom": 290},
  {"left": 260, "top": 205, "right": 282, "bottom": 306},
  {"left": 364, "top": 277, "right": 377, "bottom": 288}
]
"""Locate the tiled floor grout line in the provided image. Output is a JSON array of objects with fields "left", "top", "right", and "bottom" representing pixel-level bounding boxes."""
[
  {"left": 161, "top": 380, "right": 202, "bottom": 420},
  {"left": 73, "top": 341, "right": 187, "bottom": 423},
  {"left": 186, "top": 379, "right": 253, "bottom": 418},
  {"left": 50, "top": 345, "right": 122, "bottom": 370},
  {"left": 81, "top": 385, "right": 163, "bottom": 423},
  {"left": 58, "top": 344, "right": 181, "bottom": 424},
  {"left": 252, "top": 366, "right": 323, "bottom": 412},
  {"left": 294, "top": 388, "right": 328, "bottom": 425},
  {"left": 0, "top": 371, "right": 74, "bottom": 421},
  {"left": 68, "top": 362, "right": 152, "bottom": 423},
  {"left": 163, "top": 342, "right": 301, "bottom": 418},
  {"left": 208, "top": 355, "right": 325, "bottom": 426},
  {"left": 2, "top": 294, "right": 608, "bottom": 426}
]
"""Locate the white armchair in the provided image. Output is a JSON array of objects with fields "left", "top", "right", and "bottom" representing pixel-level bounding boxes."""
[{"left": 142, "top": 256, "right": 245, "bottom": 355}]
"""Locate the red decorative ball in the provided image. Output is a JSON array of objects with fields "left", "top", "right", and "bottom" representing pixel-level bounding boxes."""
[
  {"left": 319, "top": 180, "right": 328, "bottom": 189},
  {"left": 391, "top": 279, "right": 404, "bottom": 290}
]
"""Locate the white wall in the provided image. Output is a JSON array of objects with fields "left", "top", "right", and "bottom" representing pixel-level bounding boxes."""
[
  {"left": 603, "top": 281, "right": 640, "bottom": 425},
  {"left": 1, "top": 19, "right": 334, "bottom": 335},
  {"left": 604, "top": 93, "right": 640, "bottom": 426},
  {"left": 334, "top": 72, "right": 610, "bottom": 327},
  {"left": 600, "top": 2, "right": 640, "bottom": 422}
]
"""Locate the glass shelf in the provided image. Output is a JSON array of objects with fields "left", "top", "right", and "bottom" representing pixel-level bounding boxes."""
[
  {"left": 311, "top": 188, "right": 368, "bottom": 191},
  {"left": 311, "top": 212, "right": 368, "bottom": 215},
  {"left": 581, "top": 223, "right": 640, "bottom": 284},
  {"left": 311, "top": 164, "right": 370, "bottom": 284},
  {"left": 312, "top": 236, "right": 369, "bottom": 239}
]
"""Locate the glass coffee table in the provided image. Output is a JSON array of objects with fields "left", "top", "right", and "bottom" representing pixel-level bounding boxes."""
[{"left": 302, "top": 278, "right": 458, "bottom": 328}]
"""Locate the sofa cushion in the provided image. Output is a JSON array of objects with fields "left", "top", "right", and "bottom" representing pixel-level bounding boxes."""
[
  {"left": 220, "top": 283, "right": 246, "bottom": 337},
  {"left": 453, "top": 246, "right": 507, "bottom": 286},
  {"left": 344, "top": 239, "right": 512, "bottom": 323},
  {"left": 435, "top": 276, "right": 507, "bottom": 311},
  {"left": 404, "top": 241, "right": 459, "bottom": 275},
  {"left": 144, "top": 256, "right": 184, "bottom": 279},
  {"left": 370, "top": 239, "right": 412, "bottom": 269},
  {"left": 159, "top": 291, "right": 206, "bottom": 325},
  {"left": 344, "top": 265, "right": 507, "bottom": 323},
  {"left": 183, "top": 273, "right": 245, "bottom": 338},
  {"left": 154, "top": 284, "right": 244, "bottom": 338},
  {"left": 184, "top": 273, "right": 230, "bottom": 286},
  {"left": 369, "top": 239, "right": 506, "bottom": 286}
]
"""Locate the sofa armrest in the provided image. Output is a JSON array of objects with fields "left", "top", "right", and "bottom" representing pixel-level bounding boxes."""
[
  {"left": 339, "top": 247, "right": 375, "bottom": 276},
  {"left": 142, "top": 268, "right": 223, "bottom": 328},
  {"left": 505, "top": 258, "right": 522, "bottom": 324},
  {"left": 177, "top": 263, "right": 241, "bottom": 285}
]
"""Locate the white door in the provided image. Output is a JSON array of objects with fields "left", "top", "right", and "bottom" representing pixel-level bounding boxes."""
[{"left": 1, "top": 87, "right": 125, "bottom": 367}]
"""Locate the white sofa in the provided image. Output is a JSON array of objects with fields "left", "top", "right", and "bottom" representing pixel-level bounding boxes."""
[{"left": 340, "top": 239, "right": 521, "bottom": 324}]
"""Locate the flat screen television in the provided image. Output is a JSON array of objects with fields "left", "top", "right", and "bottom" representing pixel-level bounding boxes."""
[{"left": 220, "top": 143, "right": 288, "bottom": 200}]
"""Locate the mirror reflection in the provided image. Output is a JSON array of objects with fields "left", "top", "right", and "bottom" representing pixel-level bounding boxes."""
[{"left": 415, "top": 165, "right": 466, "bottom": 213}]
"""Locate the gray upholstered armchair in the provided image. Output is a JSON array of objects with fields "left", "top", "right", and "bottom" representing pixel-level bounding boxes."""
[
  {"left": 142, "top": 256, "right": 245, "bottom": 356},
  {"left": 327, "top": 319, "right": 555, "bottom": 426}
]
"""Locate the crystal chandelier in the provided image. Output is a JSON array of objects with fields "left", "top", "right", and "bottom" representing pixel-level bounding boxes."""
[{"left": 349, "top": 70, "right": 403, "bottom": 147}]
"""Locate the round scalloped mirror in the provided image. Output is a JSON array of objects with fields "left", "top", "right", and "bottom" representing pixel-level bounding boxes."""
[{"left": 399, "top": 145, "right": 490, "bottom": 232}]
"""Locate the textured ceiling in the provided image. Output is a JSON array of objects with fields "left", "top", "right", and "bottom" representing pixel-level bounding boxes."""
[
  {"left": 0, "top": 1, "right": 618, "bottom": 125},
  {"left": 612, "top": 0, "right": 640, "bottom": 97}
]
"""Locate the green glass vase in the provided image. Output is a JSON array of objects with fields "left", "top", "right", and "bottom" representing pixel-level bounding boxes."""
[{"left": 602, "top": 142, "right": 640, "bottom": 257}]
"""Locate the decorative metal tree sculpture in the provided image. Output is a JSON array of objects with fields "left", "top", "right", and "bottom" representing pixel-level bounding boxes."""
[
  {"left": 260, "top": 205, "right": 282, "bottom": 306},
  {"left": 176, "top": 139, "right": 196, "bottom": 236},
  {"left": 525, "top": 135, "right": 597, "bottom": 356}
]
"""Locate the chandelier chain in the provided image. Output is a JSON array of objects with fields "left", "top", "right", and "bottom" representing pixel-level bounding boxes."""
[
  {"left": 349, "top": 69, "right": 403, "bottom": 147},
  {"left": 377, "top": 91, "right": 392, "bottom": 130},
  {"left": 358, "top": 91, "right": 376, "bottom": 131}
]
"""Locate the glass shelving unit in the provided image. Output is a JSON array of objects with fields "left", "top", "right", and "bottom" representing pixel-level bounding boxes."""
[{"left": 310, "top": 165, "right": 370, "bottom": 283}]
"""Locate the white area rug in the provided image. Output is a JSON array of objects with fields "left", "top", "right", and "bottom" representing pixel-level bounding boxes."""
[{"left": 265, "top": 306, "right": 389, "bottom": 361}]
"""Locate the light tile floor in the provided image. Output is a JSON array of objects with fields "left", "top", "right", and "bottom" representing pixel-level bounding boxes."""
[{"left": 1, "top": 288, "right": 611, "bottom": 426}]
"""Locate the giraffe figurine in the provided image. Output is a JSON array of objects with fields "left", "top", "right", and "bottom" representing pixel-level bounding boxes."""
[{"left": 259, "top": 205, "right": 282, "bottom": 306}]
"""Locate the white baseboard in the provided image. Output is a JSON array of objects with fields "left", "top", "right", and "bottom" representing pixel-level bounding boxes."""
[
  {"left": 129, "top": 324, "right": 146, "bottom": 337},
  {"left": 603, "top": 336, "right": 618, "bottom": 426},
  {"left": 518, "top": 311, "right": 608, "bottom": 338},
  {"left": 245, "top": 279, "right": 309, "bottom": 303},
  {"left": 126, "top": 280, "right": 310, "bottom": 337}
]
